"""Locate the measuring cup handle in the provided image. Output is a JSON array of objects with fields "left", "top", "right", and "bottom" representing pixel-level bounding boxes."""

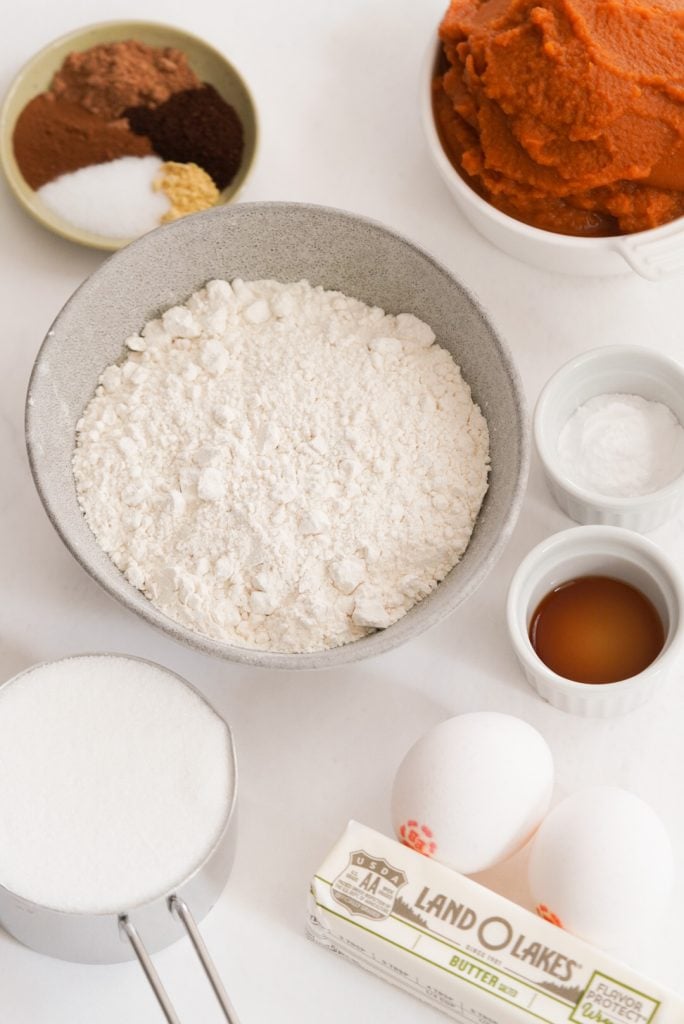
[
  {"left": 119, "top": 916, "right": 182, "bottom": 1024},
  {"left": 119, "top": 899, "right": 241, "bottom": 1024},
  {"left": 170, "top": 896, "right": 241, "bottom": 1024}
]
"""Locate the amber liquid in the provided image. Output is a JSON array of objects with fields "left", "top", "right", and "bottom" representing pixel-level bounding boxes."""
[{"left": 529, "top": 576, "right": 665, "bottom": 685}]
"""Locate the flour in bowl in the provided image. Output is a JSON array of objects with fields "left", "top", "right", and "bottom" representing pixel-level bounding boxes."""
[{"left": 73, "top": 279, "right": 489, "bottom": 652}]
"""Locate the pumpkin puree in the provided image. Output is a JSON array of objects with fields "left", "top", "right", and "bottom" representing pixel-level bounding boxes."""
[{"left": 433, "top": 0, "right": 684, "bottom": 236}]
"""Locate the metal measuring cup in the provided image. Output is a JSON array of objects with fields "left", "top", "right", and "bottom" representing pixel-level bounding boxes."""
[{"left": 0, "top": 655, "right": 240, "bottom": 1024}]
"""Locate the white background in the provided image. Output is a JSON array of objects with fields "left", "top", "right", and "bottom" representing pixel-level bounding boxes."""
[{"left": 1, "top": 1, "right": 683, "bottom": 1021}]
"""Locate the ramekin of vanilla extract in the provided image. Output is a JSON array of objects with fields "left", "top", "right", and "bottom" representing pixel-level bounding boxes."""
[
  {"left": 529, "top": 576, "right": 665, "bottom": 685},
  {"left": 506, "top": 526, "right": 684, "bottom": 717}
]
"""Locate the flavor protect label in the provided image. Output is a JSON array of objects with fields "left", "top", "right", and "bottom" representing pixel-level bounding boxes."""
[{"left": 570, "top": 973, "right": 660, "bottom": 1024}]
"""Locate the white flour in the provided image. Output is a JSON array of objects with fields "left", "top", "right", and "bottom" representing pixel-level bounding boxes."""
[
  {"left": 74, "top": 279, "right": 490, "bottom": 653},
  {"left": 0, "top": 657, "right": 233, "bottom": 913}
]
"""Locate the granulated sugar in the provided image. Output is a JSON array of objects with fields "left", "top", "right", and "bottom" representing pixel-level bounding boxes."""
[
  {"left": 74, "top": 279, "right": 490, "bottom": 653},
  {"left": 0, "top": 656, "right": 233, "bottom": 913}
]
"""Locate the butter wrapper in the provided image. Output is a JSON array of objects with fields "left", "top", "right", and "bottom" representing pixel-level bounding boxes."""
[{"left": 307, "top": 821, "right": 682, "bottom": 1024}]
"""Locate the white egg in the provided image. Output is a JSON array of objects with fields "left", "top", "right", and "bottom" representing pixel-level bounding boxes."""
[
  {"left": 528, "top": 786, "right": 675, "bottom": 950},
  {"left": 391, "top": 712, "right": 554, "bottom": 875}
]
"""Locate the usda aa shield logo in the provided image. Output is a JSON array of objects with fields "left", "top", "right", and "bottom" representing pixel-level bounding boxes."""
[{"left": 332, "top": 850, "right": 407, "bottom": 921}]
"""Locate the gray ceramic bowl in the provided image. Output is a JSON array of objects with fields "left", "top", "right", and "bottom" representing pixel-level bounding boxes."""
[{"left": 26, "top": 202, "right": 529, "bottom": 668}]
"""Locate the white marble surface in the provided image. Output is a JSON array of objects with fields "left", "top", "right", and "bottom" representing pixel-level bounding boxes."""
[{"left": 1, "top": 0, "right": 683, "bottom": 1020}]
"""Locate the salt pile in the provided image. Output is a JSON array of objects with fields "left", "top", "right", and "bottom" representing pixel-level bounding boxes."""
[{"left": 37, "top": 155, "right": 170, "bottom": 238}]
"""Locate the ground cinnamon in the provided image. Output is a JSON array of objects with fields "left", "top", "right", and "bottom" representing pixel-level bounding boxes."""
[{"left": 13, "top": 94, "right": 152, "bottom": 190}]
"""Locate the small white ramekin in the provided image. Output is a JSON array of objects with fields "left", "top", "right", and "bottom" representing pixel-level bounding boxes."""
[
  {"left": 421, "top": 39, "right": 684, "bottom": 279},
  {"left": 507, "top": 526, "right": 684, "bottom": 717},
  {"left": 535, "top": 345, "right": 684, "bottom": 533}
]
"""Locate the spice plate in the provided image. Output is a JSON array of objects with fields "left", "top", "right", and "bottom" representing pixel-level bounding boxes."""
[{"left": 0, "top": 20, "right": 258, "bottom": 250}]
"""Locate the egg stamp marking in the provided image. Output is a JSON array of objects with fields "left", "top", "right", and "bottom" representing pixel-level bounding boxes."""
[
  {"left": 536, "top": 903, "right": 564, "bottom": 929},
  {"left": 331, "top": 850, "right": 407, "bottom": 921},
  {"left": 398, "top": 820, "right": 437, "bottom": 857}
]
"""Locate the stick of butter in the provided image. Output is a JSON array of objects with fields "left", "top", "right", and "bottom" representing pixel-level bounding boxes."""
[{"left": 307, "top": 821, "right": 682, "bottom": 1024}]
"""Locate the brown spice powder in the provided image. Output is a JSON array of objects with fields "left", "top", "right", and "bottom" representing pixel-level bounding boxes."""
[
  {"left": 13, "top": 94, "right": 153, "bottom": 190},
  {"left": 50, "top": 40, "right": 201, "bottom": 122}
]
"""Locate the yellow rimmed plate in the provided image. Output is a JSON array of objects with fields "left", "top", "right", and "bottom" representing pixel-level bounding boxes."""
[{"left": 0, "top": 20, "right": 259, "bottom": 250}]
